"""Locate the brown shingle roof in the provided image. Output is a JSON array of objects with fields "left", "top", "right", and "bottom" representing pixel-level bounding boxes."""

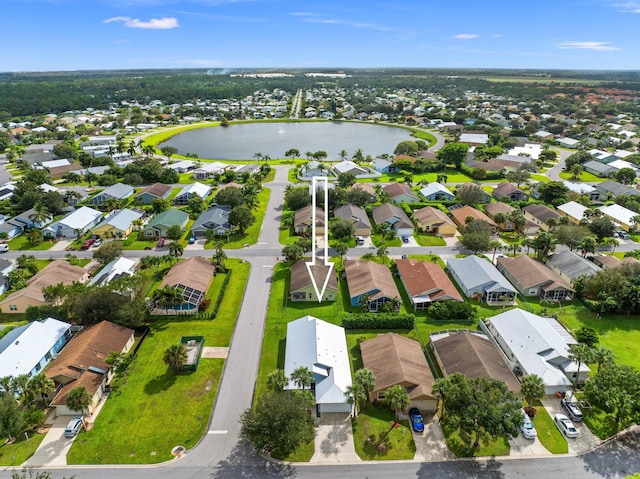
[
  {"left": 493, "top": 182, "right": 524, "bottom": 198},
  {"left": 412, "top": 206, "right": 456, "bottom": 229},
  {"left": 497, "top": 255, "right": 573, "bottom": 293},
  {"left": 46, "top": 321, "right": 134, "bottom": 406},
  {"left": 432, "top": 330, "right": 520, "bottom": 392},
  {"left": 49, "top": 163, "right": 83, "bottom": 178},
  {"left": 0, "top": 260, "right": 87, "bottom": 306},
  {"left": 523, "top": 203, "right": 561, "bottom": 223},
  {"left": 159, "top": 257, "right": 215, "bottom": 294},
  {"left": 382, "top": 182, "right": 419, "bottom": 200},
  {"left": 371, "top": 203, "right": 413, "bottom": 229},
  {"left": 294, "top": 204, "right": 325, "bottom": 229},
  {"left": 450, "top": 205, "right": 497, "bottom": 228},
  {"left": 344, "top": 260, "right": 400, "bottom": 301},
  {"left": 484, "top": 202, "right": 514, "bottom": 218},
  {"left": 289, "top": 259, "right": 338, "bottom": 294},
  {"left": 396, "top": 259, "right": 463, "bottom": 302},
  {"left": 139, "top": 182, "right": 172, "bottom": 198},
  {"left": 361, "top": 333, "right": 435, "bottom": 400}
]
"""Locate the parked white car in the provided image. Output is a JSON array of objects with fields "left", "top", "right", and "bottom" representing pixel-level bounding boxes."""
[
  {"left": 554, "top": 413, "right": 578, "bottom": 439},
  {"left": 520, "top": 409, "right": 537, "bottom": 439}
]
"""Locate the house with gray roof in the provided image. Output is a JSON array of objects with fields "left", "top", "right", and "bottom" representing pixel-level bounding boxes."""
[
  {"left": 523, "top": 203, "right": 561, "bottom": 231},
  {"left": 583, "top": 160, "right": 616, "bottom": 178},
  {"left": 135, "top": 182, "right": 172, "bottom": 205},
  {"left": 334, "top": 203, "right": 372, "bottom": 236},
  {"left": 93, "top": 208, "right": 144, "bottom": 238},
  {"left": 419, "top": 183, "right": 455, "bottom": 201},
  {"left": 447, "top": 255, "right": 516, "bottom": 304},
  {"left": 88, "top": 183, "right": 135, "bottom": 206},
  {"left": 371, "top": 203, "right": 414, "bottom": 237},
  {"left": 192, "top": 206, "right": 232, "bottom": 237},
  {"left": 483, "top": 308, "right": 589, "bottom": 394},
  {"left": 595, "top": 179, "right": 640, "bottom": 200},
  {"left": 547, "top": 250, "right": 601, "bottom": 283}
]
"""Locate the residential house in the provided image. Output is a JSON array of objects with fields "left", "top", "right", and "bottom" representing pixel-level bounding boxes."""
[
  {"left": 299, "top": 160, "right": 327, "bottom": 179},
  {"left": 492, "top": 182, "right": 529, "bottom": 202},
  {"left": 595, "top": 179, "right": 640, "bottom": 200},
  {"left": 583, "top": 160, "right": 616, "bottom": 178},
  {"left": 135, "top": 182, "right": 172, "bottom": 205},
  {"left": 293, "top": 204, "right": 325, "bottom": 235},
  {"left": 284, "top": 316, "right": 352, "bottom": 415},
  {"left": 454, "top": 183, "right": 492, "bottom": 203},
  {"left": 361, "top": 333, "right": 437, "bottom": 411},
  {"left": 46, "top": 321, "right": 134, "bottom": 415},
  {"left": 344, "top": 260, "right": 401, "bottom": 312},
  {"left": 349, "top": 184, "right": 377, "bottom": 203},
  {"left": 557, "top": 201, "right": 588, "bottom": 224},
  {"left": 332, "top": 160, "right": 369, "bottom": 177},
  {"left": 534, "top": 130, "right": 554, "bottom": 140},
  {"left": 497, "top": 255, "right": 574, "bottom": 301},
  {"left": 371, "top": 203, "right": 414, "bottom": 237},
  {"left": 43, "top": 206, "right": 103, "bottom": 238},
  {"left": 484, "top": 202, "right": 517, "bottom": 232},
  {"left": 0, "top": 259, "right": 14, "bottom": 295},
  {"left": 558, "top": 137, "right": 580, "bottom": 148},
  {"left": 49, "top": 163, "right": 84, "bottom": 179},
  {"left": 396, "top": 258, "right": 463, "bottom": 310},
  {"left": 450, "top": 205, "right": 498, "bottom": 233},
  {"left": 419, "top": 183, "right": 455, "bottom": 201},
  {"left": 483, "top": 308, "right": 590, "bottom": 394},
  {"left": 289, "top": 259, "right": 338, "bottom": 302},
  {"left": 382, "top": 183, "right": 420, "bottom": 204},
  {"left": 459, "top": 132, "right": 489, "bottom": 146},
  {"left": 547, "top": 250, "right": 601, "bottom": 283},
  {"left": 143, "top": 209, "right": 189, "bottom": 238},
  {"left": 93, "top": 208, "right": 144, "bottom": 238},
  {"left": 88, "top": 183, "right": 135, "bottom": 206},
  {"left": 599, "top": 203, "right": 638, "bottom": 231},
  {"left": 88, "top": 257, "right": 137, "bottom": 287},
  {"left": 0, "top": 317, "right": 71, "bottom": 380},
  {"left": 334, "top": 204, "right": 372, "bottom": 236},
  {"left": 430, "top": 330, "right": 520, "bottom": 393},
  {"left": 562, "top": 181, "right": 602, "bottom": 202},
  {"left": 523, "top": 203, "right": 561, "bottom": 231},
  {"left": 8, "top": 207, "right": 54, "bottom": 233},
  {"left": 191, "top": 206, "right": 232, "bottom": 237},
  {"left": 0, "top": 260, "right": 89, "bottom": 314},
  {"left": 166, "top": 160, "right": 196, "bottom": 174},
  {"left": 412, "top": 206, "right": 457, "bottom": 236},
  {"left": 372, "top": 158, "right": 397, "bottom": 174},
  {"left": 192, "top": 162, "right": 228, "bottom": 180},
  {"left": 158, "top": 257, "right": 215, "bottom": 311},
  {"left": 447, "top": 255, "right": 517, "bottom": 304},
  {"left": 173, "top": 182, "right": 211, "bottom": 206}
]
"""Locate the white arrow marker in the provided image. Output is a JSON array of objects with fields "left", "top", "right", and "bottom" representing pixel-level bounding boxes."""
[{"left": 306, "top": 176, "right": 334, "bottom": 303}]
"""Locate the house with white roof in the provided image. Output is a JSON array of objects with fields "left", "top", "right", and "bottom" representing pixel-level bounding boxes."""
[
  {"left": 419, "top": 183, "right": 455, "bottom": 201},
  {"left": 599, "top": 203, "right": 638, "bottom": 231},
  {"left": 173, "top": 182, "right": 211, "bottom": 205},
  {"left": 562, "top": 181, "right": 602, "bottom": 202},
  {"left": 43, "top": 206, "right": 103, "bottom": 238},
  {"left": 89, "top": 257, "right": 137, "bottom": 286},
  {"left": 284, "top": 315, "right": 352, "bottom": 415},
  {"left": 482, "top": 308, "right": 590, "bottom": 394},
  {"left": 557, "top": 201, "right": 589, "bottom": 224},
  {"left": 508, "top": 143, "right": 542, "bottom": 160},
  {"left": 192, "top": 162, "right": 229, "bottom": 180},
  {"left": 447, "top": 255, "right": 517, "bottom": 305},
  {"left": 459, "top": 133, "right": 489, "bottom": 146},
  {"left": 166, "top": 160, "right": 196, "bottom": 173},
  {"left": 0, "top": 317, "right": 71, "bottom": 382},
  {"left": 93, "top": 208, "right": 143, "bottom": 238},
  {"left": 332, "top": 160, "right": 369, "bottom": 177},
  {"left": 557, "top": 137, "right": 580, "bottom": 148}
]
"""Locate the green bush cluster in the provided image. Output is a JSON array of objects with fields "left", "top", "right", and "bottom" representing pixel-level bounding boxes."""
[
  {"left": 341, "top": 312, "right": 415, "bottom": 329},
  {"left": 426, "top": 301, "right": 477, "bottom": 321},
  {"left": 210, "top": 269, "right": 232, "bottom": 319}
]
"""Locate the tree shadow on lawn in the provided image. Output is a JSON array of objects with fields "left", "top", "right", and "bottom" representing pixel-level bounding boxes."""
[
  {"left": 144, "top": 369, "right": 181, "bottom": 395},
  {"left": 212, "top": 443, "right": 298, "bottom": 479}
]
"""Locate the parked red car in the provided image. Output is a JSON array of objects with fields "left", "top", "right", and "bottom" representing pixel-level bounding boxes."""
[
  {"left": 81, "top": 239, "right": 95, "bottom": 250},
  {"left": 156, "top": 237, "right": 165, "bottom": 247}
]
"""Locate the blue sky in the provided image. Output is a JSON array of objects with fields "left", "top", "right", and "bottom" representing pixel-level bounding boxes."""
[{"left": 2, "top": 0, "right": 640, "bottom": 72}]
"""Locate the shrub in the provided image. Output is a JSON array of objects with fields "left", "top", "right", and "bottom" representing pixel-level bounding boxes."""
[
  {"left": 341, "top": 313, "right": 415, "bottom": 330},
  {"left": 426, "top": 301, "right": 477, "bottom": 321}
]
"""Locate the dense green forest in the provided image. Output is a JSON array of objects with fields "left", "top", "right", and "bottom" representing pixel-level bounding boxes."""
[{"left": 1, "top": 68, "right": 640, "bottom": 118}]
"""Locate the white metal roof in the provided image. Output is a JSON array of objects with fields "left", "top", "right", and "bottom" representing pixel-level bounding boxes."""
[
  {"left": 562, "top": 181, "right": 595, "bottom": 195},
  {"left": 599, "top": 203, "right": 637, "bottom": 228},
  {"left": 557, "top": 201, "right": 588, "bottom": 221},
  {"left": 89, "top": 257, "right": 137, "bottom": 286},
  {"left": 177, "top": 181, "right": 211, "bottom": 198},
  {"left": 57, "top": 206, "right": 103, "bottom": 229},
  {"left": 0, "top": 317, "right": 71, "bottom": 378},
  {"left": 420, "top": 183, "right": 453, "bottom": 197},
  {"left": 284, "top": 316, "right": 352, "bottom": 406}
]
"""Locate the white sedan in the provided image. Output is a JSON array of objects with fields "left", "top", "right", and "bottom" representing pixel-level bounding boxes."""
[{"left": 554, "top": 413, "right": 579, "bottom": 439}]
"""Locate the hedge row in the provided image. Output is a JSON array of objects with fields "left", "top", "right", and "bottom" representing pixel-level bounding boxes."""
[
  {"left": 210, "top": 268, "right": 232, "bottom": 319},
  {"left": 341, "top": 312, "right": 415, "bottom": 330}
]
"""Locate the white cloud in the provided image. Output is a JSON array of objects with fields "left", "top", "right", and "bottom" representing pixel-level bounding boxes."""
[
  {"left": 613, "top": 2, "right": 640, "bottom": 13},
  {"left": 289, "top": 12, "right": 394, "bottom": 32},
  {"left": 555, "top": 41, "right": 620, "bottom": 51},
  {"left": 103, "top": 16, "right": 179, "bottom": 29},
  {"left": 491, "top": 34, "right": 502, "bottom": 38},
  {"left": 453, "top": 33, "right": 478, "bottom": 39}
]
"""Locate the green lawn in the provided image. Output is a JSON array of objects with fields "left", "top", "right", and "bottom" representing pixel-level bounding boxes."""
[
  {"left": 530, "top": 400, "right": 568, "bottom": 454},
  {"left": 371, "top": 235, "right": 401, "bottom": 247},
  {"left": 414, "top": 234, "right": 446, "bottom": 247},
  {"left": 558, "top": 171, "right": 605, "bottom": 183},
  {"left": 351, "top": 404, "right": 416, "bottom": 460},
  {"left": 530, "top": 174, "right": 551, "bottom": 183},
  {"left": 67, "top": 259, "right": 249, "bottom": 464},
  {"left": 357, "top": 169, "right": 472, "bottom": 184},
  {"left": 580, "top": 403, "right": 625, "bottom": 440},
  {"left": 0, "top": 430, "right": 46, "bottom": 466},
  {"left": 120, "top": 234, "right": 157, "bottom": 251},
  {"left": 440, "top": 419, "right": 510, "bottom": 457},
  {"left": 7, "top": 235, "right": 55, "bottom": 251},
  {"left": 279, "top": 225, "right": 297, "bottom": 246}
]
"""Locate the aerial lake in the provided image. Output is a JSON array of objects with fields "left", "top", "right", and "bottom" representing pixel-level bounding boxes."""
[{"left": 159, "top": 121, "right": 414, "bottom": 160}]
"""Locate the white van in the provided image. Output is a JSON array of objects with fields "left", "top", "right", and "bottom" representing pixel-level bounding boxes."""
[{"left": 0, "top": 244, "right": 9, "bottom": 253}]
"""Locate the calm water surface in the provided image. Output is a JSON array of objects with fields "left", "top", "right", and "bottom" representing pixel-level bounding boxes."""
[{"left": 160, "top": 122, "right": 413, "bottom": 160}]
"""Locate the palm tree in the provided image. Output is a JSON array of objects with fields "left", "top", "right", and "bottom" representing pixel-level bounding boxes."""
[
  {"left": 570, "top": 163, "right": 584, "bottom": 180},
  {"left": 266, "top": 369, "right": 288, "bottom": 393},
  {"left": 489, "top": 240, "right": 502, "bottom": 263},
  {"left": 29, "top": 203, "right": 49, "bottom": 226},
  {"left": 339, "top": 149, "right": 348, "bottom": 161},
  {"left": 354, "top": 368, "right": 376, "bottom": 404},
  {"left": 344, "top": 382, "right": 366, "bottom": 417},
  {"left": 376, "top": 245, "right": 388, "bottom": 265},
  {"left": 104, "top": 198, "right": 118, "bottom": 212},
  {"left": 169, "top": 241, "right": 184, "bottom": 258},
  {"left": 600, "top": 237, "right": 619, "bottom": 254},
  {"left": 163, "top": 344, "right": 188, "bottom": 372},
  {"left": 578, "top": 235, "right": 597, "bottom": 257},
  {"left": 568, "top": 343, "right": 594, "bottom": 390},
  {"left": 352, "top": 149, "right": 364, "bottom": 164},
  {"left": 592, "top": 346, "right": 615, "bottom": 373},
  {"left": 67, "top": 386, "right": 92, "bottom": 415},
  {"left": 436, "top": 173, "right": 448, "bottom": 184},
  {"left": 335, "top": 242, "right": 349, "bottom": 267},
  {"left": 25, "top": 373, "right": 55, "bottom": 406},
  {"left": 290, "top": 366, "right": 313, "bottom": 390},
  {"left": 253, "top": 152, "right": 263, "bottom": 163},
  {"left": 493, "top": 212, "right": 507, "bottom": 230},
  {"left": 520, "top": 374, "right": 545, "bottom": 414},
  {"left": 631, "top": 215, "right": 640, "bottom": 234},
  {"left": 384, "top": 385, "right": 410, "bottom": 424},
  {"left": 432, "top": 377, "right": 449, "bottom": 420},
  {"left": 127, "top": 140, "right": 137, "bottom": 157}
]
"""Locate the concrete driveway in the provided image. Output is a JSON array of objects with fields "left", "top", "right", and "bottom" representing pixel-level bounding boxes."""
[
  {"left": 541, "top": 397, "right": 601, "bottom": 454},
  {"left": 508, "top": 432, "right": 553, "bottom": 457},
  {"left": 310, "top": 413, "right": 361, "bottom": 464},
  {"left": 23, "top": 414, "right": 79, "bottom": 467},
  {"left": 411, "top": 414, "right": 454, "bottom": 462}
]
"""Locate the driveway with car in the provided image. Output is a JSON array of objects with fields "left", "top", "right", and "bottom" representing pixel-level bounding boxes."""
[
  {"left": 410, "top": 414, "right": 455, "bottom": 462},
  {"left": 23, "top": 413, "right": 81, "bottom": 467},
  {"left": 541, "top": 397, "right": 601, "bottom": 454}
]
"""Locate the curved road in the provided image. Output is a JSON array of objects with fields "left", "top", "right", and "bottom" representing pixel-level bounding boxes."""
[{"left": 2, "top": 165, "right": 640, "bottom": 479}]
